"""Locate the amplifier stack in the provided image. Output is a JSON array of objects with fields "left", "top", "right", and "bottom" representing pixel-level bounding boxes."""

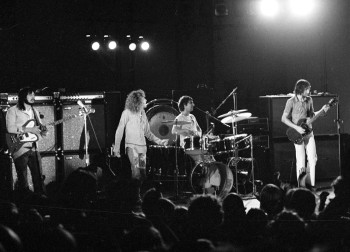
[{"left": 0, "top": 91, "right": 122, "bottom": 187}]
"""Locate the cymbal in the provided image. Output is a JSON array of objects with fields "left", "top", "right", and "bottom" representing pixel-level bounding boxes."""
[
  {"left": 162, "top": 120, "right": 191, "bottom": 126},
  {"left": 218, "top": 109, "right": 248, "bottom": 118},
  {"left": 221, "top": 112, "right": 252, "bottom": 124}
]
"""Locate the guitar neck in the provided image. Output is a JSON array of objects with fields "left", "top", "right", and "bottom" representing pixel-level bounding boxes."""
[
  {"left": 308, "top": 107, "right": 326, "bottom": 125},
  {"left": 46, "top": 115, "right": 77, "bottom": 127}
]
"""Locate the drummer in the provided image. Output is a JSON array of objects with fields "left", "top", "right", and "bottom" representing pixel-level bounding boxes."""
[{"left": 172, "top": 96, "right": 203, "bottom": 163}]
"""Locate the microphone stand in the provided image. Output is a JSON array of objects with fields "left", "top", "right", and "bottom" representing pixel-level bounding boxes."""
[
  {"left": 211, "top": 87, "right": 238, "bottom": 116},
  {"left": 83, "top": 109, "right": 89, "bottom": 167},
  {"left": 194, "top": 106, "right": 231, "bottom": 129}
]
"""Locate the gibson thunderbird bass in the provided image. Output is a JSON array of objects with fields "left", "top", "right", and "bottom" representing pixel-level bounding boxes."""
[{"left": 286, "top": 97, "right": 338, "bottom": 144}]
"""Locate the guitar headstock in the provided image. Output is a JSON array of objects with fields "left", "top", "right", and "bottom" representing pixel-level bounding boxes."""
[{"left": 328, "top": 97, "right": 339, "bottom": 107}]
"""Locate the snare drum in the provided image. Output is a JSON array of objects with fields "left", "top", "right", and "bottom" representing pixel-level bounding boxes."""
[
  {"left": 223, "top": 134, "right": 250, "bottom": 152},
  {"left": 184, "top": 136, "right": 208, "bottom": 155}
]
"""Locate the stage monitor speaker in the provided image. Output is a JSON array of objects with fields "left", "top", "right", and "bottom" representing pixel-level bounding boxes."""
[
  {"left": 33, "top": 104, "right": 57, "bottom": 152},
  {"left": 11, "top": 154, "right": 57, "bottom": 190},
  {"left": 272, "top": 136, "right": 340, "bottom": 184},
  {"left": 260, "top": 95, "right": 339, "bottom": 138},
  {"left": 62, "top": 103, "right": 105, "bottom": 151}
]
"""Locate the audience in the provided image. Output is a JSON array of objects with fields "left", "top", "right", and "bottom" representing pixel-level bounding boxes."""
[{"left": 1, "top": 161, "right": 350, "bottom": 252}]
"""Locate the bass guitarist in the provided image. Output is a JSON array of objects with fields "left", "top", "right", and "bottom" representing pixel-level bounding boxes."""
[
  {"left": 281, "top": 79, "right": 329, "bottom": 190},
  {"left": 6, "top": 87, "right": 45, "bottom": 195}
]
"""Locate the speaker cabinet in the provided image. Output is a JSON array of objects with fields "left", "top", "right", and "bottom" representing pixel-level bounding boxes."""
[
  {"left": 63, "top": 153, "right": 88, "bottom": 179},
  {"left": 34, "top": 104, "right": 57, "bottom": 152},
  {"left": 259, "top": 95, "right": 339, "bottom": 138},
  {"left": 340, "top": 134, "right": 350, "bottom": 179},
  {"left": 62, "top": 103, "right": 105, "bottom": 151},
  {"left": 272, "top": 136, "right": 340, "bottom": 184},
  {"left": 0, "top": 153, "right": 12, "bottom": 194}
]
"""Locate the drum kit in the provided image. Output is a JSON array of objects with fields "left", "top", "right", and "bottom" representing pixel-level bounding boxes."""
[{"left": 146, "top": 99, "right": 257, "bottom": 199}]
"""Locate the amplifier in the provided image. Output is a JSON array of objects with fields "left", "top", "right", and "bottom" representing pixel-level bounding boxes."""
[
  {"left": 7, "top": 94, "right": 53, "bottom": 104},
  {"left": 252, "top": 135, "right": 269, "bottom": 149},
  {"left": 237, "top": 117, "right": 269, "bottom": 135},
  {"left": 60, "top": 92, "right": 104, "bottom": 101}
]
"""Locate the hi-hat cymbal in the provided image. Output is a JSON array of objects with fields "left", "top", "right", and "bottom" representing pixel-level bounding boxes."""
[
  {"left": 162, "top": 120, "right": 191, "bottom": 126},
  {"left": 221, "top": 112, "right": 252, "bottom": 124},
  {"left": 218, "top": 109, "right": 248, "bottom": 118}
]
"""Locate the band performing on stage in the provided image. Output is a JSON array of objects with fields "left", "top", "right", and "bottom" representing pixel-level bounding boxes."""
[{"left": 0, "top": 80, "right": 337, "bottom": 198}]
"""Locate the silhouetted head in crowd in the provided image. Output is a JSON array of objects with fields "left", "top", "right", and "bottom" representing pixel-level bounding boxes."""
[
  {"left": 121, "top": 225, "right": 166, "bottom": 252},
  {"left": 158, "top": 198, "right": 176, "bottom": 224},
  {"left": 60, "top": 167, "right": 98, "bottom": 207},
  {"left": 246, "top": 208, "right": 268, "bottom": 238},
  {"left": 142, "top": 187, "right": 162, "bottom": 217},
  {"left": 284, "top": 187, "right": 298, "bottom": 209},
  {"left": 287, "top": 187, "right": 316, "bottom": 220},
  {"left": 187, "top": 195, "right": 223, "bottom": 241},
  {"left": 222, "top": 193, "right": 246, "bottom": 221},
  {"left": 268, "top": 210, "right": 308, "bottom": 251},
  {"left": 259, "top": 184, "right": 284, "bottom": 219},
  {"left": 0, "top": 202, "right": 20, "bottom": 230},
  {"left": 39, "top": 226, "right": 77, "bottom": 252},
  {"left": 0, "top": 224, "right": 22, "bottom": 252},
  {"left": 332, "top": 175, "right": 350, "bottom": 198}
]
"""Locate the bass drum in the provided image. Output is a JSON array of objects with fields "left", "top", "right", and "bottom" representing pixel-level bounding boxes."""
[
  {"left": 190, "top": 161, "right": 233, "bottom": 199},
  {"left": 146, "top": 104, "right": 179, "bottom": 144}
]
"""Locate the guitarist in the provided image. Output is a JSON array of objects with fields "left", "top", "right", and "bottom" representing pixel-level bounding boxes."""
[
  {"left": 281, "top": 79, "right": 329, "bottom": 189},
  {"left": 5, "top": 87, "right": 45, "bottom": 195}
]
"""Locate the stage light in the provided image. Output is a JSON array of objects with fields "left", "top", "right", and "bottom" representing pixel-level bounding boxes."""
[
  {"left": 140, "top": 41, "right": 150, "bottom": 51},
  {"left": 108, "top": 41, "right": 117, "bottom": 50},
  {"left": 129, "top": 42, "right": 137, "bottom": 51},
  {"left": 91, "top": 42, "right": 100, "bottom": 51},
  {"left": 289, "top": 0, "right": 315, "bottom": 16},
  {"left": 260, "top": 0, "right": 279, "bottom": 17}
]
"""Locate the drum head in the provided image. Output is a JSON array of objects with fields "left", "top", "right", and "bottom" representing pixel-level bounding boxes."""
[
  {"left": 190, "top": 161, "right": 233, "bottom": 198},
  {"left": 146, "top": 105, "right": 179, "bottom": 143}
]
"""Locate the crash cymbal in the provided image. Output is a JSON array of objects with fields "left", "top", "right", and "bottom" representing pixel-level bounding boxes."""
[
  {"left": 218, "top": 109, "right": 248, "bottom": 118},
  {"left": 162, "top": 120, "right": 191, "bottom": 126},
  {"left": 221, "top": 112, "right": 252, "bottom": 124}
]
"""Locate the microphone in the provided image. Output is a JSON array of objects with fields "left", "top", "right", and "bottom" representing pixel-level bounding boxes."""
[{"left": 77, "top": 100, "right": 95, "bottom": 114}]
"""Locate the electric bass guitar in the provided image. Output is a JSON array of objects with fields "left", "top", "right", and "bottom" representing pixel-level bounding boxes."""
[
  {"left": 286, "top": 97, "right": 338, "bottom": 144},
  {"left": 6, "top": 114, "right": 77, "bottom": 154}
]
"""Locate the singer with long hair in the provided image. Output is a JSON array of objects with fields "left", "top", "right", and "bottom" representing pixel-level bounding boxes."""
[{"left": 113, "top": 89, "right": 168, "bottom": 182}]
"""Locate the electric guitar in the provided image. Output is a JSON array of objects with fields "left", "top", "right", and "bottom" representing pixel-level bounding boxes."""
[
  {"left": 6, "top": 114, "right": 78, "bottom": 154},
  {"left": 286, "top": 97, "right": 338, "bottom": 144}
]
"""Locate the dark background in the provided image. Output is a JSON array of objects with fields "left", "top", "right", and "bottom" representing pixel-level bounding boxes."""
[{"left": 1, "top": 0, "right": 349, "bottom": 133}]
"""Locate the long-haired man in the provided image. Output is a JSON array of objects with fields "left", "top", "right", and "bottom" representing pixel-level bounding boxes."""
[
  {"left": 113, "top": 89, "right": 168, "bottom": 181},
  {"left": 281, "top": 79, "right": 329, "bottom": 189},
  {"left": 6, "top": 87, "right": 45, "bottom": 195}
]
